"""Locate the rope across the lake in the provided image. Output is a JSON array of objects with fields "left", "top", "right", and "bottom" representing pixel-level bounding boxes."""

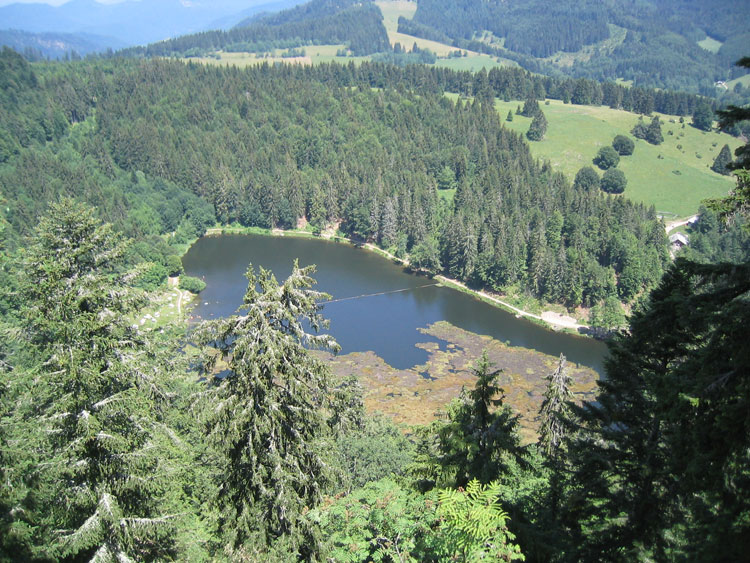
[{"left": 324, "top": 283, "right": 439, "bottom": 304}]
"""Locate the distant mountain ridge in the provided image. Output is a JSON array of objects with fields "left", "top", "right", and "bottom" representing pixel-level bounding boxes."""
[
  {"left": 234, "top": 0, "right": 358, "bottom": 28},
  {"left": 0, "top": 0, "right": 305, "bottom": 47},
  {"left": 0, "top": 28, "right": 126, "bottom": 58},
  {"left": 207, "top": 0, "right": 304, "bottom": 31}
]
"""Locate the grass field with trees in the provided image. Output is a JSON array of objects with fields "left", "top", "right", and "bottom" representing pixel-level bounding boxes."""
[{"left": 493, "top": 99, "right": 742, "bottom": 218}]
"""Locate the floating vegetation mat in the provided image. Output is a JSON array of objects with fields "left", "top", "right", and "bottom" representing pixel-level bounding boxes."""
[{"left": 321, "top": 321, "right": 598, "bottom": 443}]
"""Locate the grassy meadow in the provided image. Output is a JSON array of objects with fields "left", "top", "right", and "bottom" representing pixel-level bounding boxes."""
[
  {"left": 543, "top": 24, "right": 628, "bottom": 68},
  {"left": 727, "top": 73, "right": 750, "bottom": 90},
  {"left": 183, "top": 45, "right": 373, "bottom": 68},
  {"left": 183, "top": 51, "right": 310, "bottom": 68},
  {"left": 495, "top": 99, "right": 741, "bottom": 218},
  {"left": 376, "top": 0, "right": 516, "bottom": 70},
  {"left": 182, "top": 1, "right": 542, "bottom": 73},
  {"left": 375, "top": 0, "right": 452, "bottom": 56},
  {"left": 697, "top": 36, "right": 723, "bottom": 53},
  {"left": 434, "top": 55, "right": 516, "bottom": 72}
]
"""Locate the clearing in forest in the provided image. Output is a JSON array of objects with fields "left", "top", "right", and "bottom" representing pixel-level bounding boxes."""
[{"left": 495, "top": 99, "right": 741, "bottom": 219}]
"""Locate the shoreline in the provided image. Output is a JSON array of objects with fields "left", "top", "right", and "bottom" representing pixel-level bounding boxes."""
[{"left": 199, "top": 225, "right": 591, "bottom": 335}]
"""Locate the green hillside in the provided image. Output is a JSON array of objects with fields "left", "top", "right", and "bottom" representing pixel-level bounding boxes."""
[
  {"left": 495, "top": 99, "right": 741, "bottom": 218},
  {"left": 176, "top": 0, "right": 519, "bottom": 72},
  {"left": 400, "top": 0, "right": 750, "bottom": 94}
]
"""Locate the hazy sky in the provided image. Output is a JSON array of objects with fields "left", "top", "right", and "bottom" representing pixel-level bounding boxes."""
[{"left": 0, "top": 0, "right": 127, "bottom": 6}]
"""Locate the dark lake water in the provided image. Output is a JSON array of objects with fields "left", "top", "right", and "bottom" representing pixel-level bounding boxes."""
[{"left": 182, "top": 234, "right": 608, "bottom": 374}]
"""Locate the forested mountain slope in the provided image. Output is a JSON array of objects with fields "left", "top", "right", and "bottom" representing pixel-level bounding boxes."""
[
  {"left": 0, "top": 29, "right": 126, "bottom": 60},
  {"left": 0, "top": 49, "right": 667, "bottom": 311},
  {"left": 401, "top": 0, "right": 750, "bottom": 94},
  {"left": 124, "top": 0, "right": 391, "bottom": 58}
]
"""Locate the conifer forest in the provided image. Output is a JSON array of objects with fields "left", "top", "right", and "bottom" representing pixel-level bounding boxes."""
[{"left": 0, "top": 1, "right": 749, "bottom": 560}]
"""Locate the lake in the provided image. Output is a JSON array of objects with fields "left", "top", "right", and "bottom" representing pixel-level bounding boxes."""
[{"left": 182, "top": 233, "right": 608, "bottom": 374}]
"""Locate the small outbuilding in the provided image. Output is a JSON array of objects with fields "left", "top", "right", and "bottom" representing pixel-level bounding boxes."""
[{"left": 669, "top": 232, "right": 689, "bottom": 250}]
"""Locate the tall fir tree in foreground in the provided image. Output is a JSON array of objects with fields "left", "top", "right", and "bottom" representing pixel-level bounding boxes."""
[
  {"left": 9, "top": 200, "right": 177, "bottom": 560},
  {"left": 565, "top": 72, "right": 750, "bottom": 558},
  {"left": 195, "top": 262, "right": 339, "bottom": 560},
  {"left": 436, "top": 351, "right": 527, "bottom": 488},
  {"left": 565, "top": 259, "right": 750, "bottom": 561}
]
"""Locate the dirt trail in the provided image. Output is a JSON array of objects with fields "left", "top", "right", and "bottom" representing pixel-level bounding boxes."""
[
  {"left": 363, "top": 244, "right": 588, "bottom": 331},
  {"left": 168, "top": 276, "right": 188, "bottom": 315},
  {"left": 665, "top": 215, "right": 698, "bottom": 233},
  {"left": 436, "top": 276, "right": 587, "bottom": 330}
]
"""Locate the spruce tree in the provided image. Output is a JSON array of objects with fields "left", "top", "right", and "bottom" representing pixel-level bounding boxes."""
[
  {"left": 711, "top": 143, "right": 733, "bottom": 175},
  {"left": 521, "top": 96, "right": 539, "bottom": 117},
  {"left": 646, "top": 116, "right": 664, "bottom": 145},
  {"left": 13, "top": 200, "right": 176, "bottom": 560},
  {"left": 631, "top": 117, "right": 647, "bottom": 140},
  {"left": 526, "top": 110, "right": 547, "bottom": 141},
  {"left": 380, "top": 197, "right": 398, "bottom": 247},
  {"left": 537, "top": 354, "right": 574, "bottom": 537},
  {"left": 537, "top": 354, "right": 572, "bottom": 459},
  {"left": 195, "top": 262, "right": 339, "bottom": 558},
  {"left": 692, "top": 102, "right": 713, "bottom": 131},
  {"left": 436, "top": 351, "right": 526, "bottom": 487},
  {"left": 506, "top": 110, "right": 514, "bottom": 122},
  {"left": 0, "top": 353, "right": 23, "bottom": 559},
  {"left": 565, "top": 259, "right": 750, "bottom": 561},
  {"left": 709, "top": 56, "right": 750, "bottom": 219}
]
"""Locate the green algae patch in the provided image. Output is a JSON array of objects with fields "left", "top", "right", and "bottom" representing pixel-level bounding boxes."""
[{"left": 322, "top": 321, "right": 598, "bottom": 443}]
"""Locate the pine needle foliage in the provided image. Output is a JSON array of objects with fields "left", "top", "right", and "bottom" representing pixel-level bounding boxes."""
[
  {"left": 536, "top": 353, "right": 574, "bottom": 537},
  {"left": 537, "top": 354, "right": 572, "bottom": 460},
  {"left": 521, "top": 97, "right": 540, "bottom": 118},
  {"left": 437, "top": 351, "right": 527, "bottom": 488},
  {"left": 711, "top": 143, "right": 733, "bottom": 175},
  {"left": 13, "top": 200, "right": 176, "bottom": 560},
  {"left": 565, "top": 259, "right": 750, "bottom": 560},
  {"left": 526, "top": 110, "right": 547, "bottom": 141},
  {"left": 195, "top": 261, "right": 340, "bottom": 558}
]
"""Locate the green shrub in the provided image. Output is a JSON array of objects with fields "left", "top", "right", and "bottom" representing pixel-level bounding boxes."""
[
  {"left": 166, "top": 254, "right": 184, "bottom": 276},
  {"left": 612, "top": 135, "right": 634, "bottom": 156},
  {"left": 594, "top": 145, "right": 620, "bottom": 169},
  {"left": 600, "top": 168, "right": 627, "bottom": 194},
  {"left": 136, "top": 262, "right": 168, "bottom": 291},
  {"left": 179, "top": 275, "right": 206, "bottom": 294}
]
